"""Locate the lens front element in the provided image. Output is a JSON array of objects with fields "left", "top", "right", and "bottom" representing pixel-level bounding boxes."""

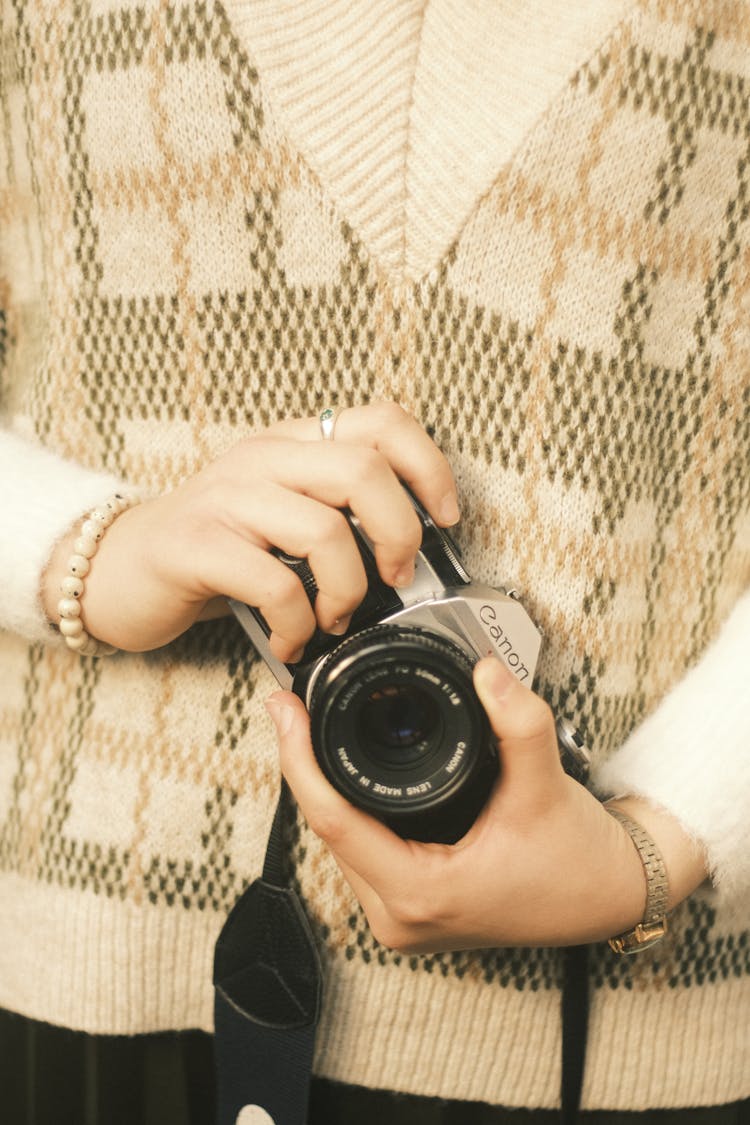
[
  {"left": 359, "top": 683, "right": 441, "bottom": 763},
  {"left": 308, "top": 626, "right": 497, "bottom": 843}
]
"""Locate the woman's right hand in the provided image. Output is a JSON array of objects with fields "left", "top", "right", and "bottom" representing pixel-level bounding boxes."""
[{"left": 42, "top": 403, "right": 460, "bottom": 656}]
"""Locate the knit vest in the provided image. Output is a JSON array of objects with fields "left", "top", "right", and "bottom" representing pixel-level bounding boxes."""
[{"left": 0, "top": 0, "right": 748, "bottom": 1109}]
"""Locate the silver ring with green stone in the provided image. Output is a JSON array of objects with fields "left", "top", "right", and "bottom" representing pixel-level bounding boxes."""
[{"left": 319, "top": 406, "right": 341, "bottom": 441}]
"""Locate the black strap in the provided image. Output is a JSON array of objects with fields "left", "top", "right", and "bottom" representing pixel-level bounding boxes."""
[
  {"left": 214, "top": 783, "right": 590, "bottom": 1124},
  {"left": 561, "top": 944, "right": 590, "bottom": 1125},
  {"left": 261, "top": 780, "right": 289, "bottom": 887},
  {"left": 213, "top": 782, "right": 322, "bottom": 1125}
]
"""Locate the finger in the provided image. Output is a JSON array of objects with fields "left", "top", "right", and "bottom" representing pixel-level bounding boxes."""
[
  {"left": 219, "top": 479, "right": 368, "bottom": 632},
  {"left": 271, "top": 402, "right": 460, "bottom": 528},
  {"left": 348, "top": 403, "right": 459, "bottom": 527},
  {"left": 473, "top": 656, "right": 563, "bottom": 796},
  {"left": 245, "top": 438, "right": 423, "bottom": 587},
  {"left": 265, "top": 690, "right": 414, "bottom": 886},
  {"left": 191, "top": 534, "right": 316, "bottom": 661}
]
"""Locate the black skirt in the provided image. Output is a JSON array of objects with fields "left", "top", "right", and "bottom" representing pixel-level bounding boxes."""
[{"left": 1, "top": 1010, "right": 748, "bottom": 1125}]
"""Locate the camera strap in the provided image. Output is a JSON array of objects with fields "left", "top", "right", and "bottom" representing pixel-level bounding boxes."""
[
  {"left": 213, "top": 781, "right": 322, "bottom": 1125},
  {"left": 213, "top": 783, "right": 589, "bottom": 1125},
  {"left": 561, "top": 944, "right": 590, "bottom": 1124}
]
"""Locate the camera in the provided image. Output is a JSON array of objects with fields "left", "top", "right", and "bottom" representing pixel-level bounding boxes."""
[{"left": 231, "top": 492, "right": 587, "bottom": 844}]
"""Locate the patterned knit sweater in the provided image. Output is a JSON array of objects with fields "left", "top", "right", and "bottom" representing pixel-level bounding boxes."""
[{"left": 1, "top": 0, "right": 749, "bottom": 1111}]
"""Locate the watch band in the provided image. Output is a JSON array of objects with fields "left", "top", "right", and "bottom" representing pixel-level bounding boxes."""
[{"left": 606, "top": 806, "right": 669, "bottom": 954}]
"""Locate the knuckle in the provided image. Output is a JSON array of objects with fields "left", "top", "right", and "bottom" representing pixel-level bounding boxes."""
[
  {"left": 390, "top": 894, "right": 430, "bottom": 930},
  {"left": 229, "top": 434, "right": 264, "bottom": 467},
  {"left": 388, "top": 877, "right": 442, "bottom": 930},
  {"left": 304, "top": 806, "right": 344, "bottom": 847},
  {"left": 368, "top": 400, "right": 412, "bottom": 429},
  {"left": 202, "top": 437, "right": 264, "bottom": 494},
  {"left": 513, "top": 696, "right": 555, "bottom": 743},
  {"left": 266, "top": 566, "right": 306, "bottom": 609},
  {"left": 350, "top": 445, "right": 386, "bottom": 485},
  {"left": 188, "top": 467, "right": 228, "bottom": 512},
  {"left": 308, "top": 507, "right": 350, "bottom": 549},
  {"left": 369, "top": 914, "right": 426, "bottom": 955},
  {"left": 367, "top": 910, "right": 408, "bottom": 951}
]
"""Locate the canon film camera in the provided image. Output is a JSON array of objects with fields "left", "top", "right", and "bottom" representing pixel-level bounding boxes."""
[{"left": 230, "top": 492, "right": 588, "bottom": 843}]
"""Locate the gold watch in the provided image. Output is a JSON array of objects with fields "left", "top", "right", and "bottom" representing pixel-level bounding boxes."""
[{"left": 606, "top": 806, "right": 669, "bottom": 954}]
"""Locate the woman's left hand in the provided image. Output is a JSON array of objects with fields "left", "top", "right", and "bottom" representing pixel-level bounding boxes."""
[{"left": 266, "top": 657, "right": 707, "bottom": 952}]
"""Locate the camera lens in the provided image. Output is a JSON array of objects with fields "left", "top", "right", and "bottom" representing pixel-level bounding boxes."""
[
  {"left": 306, "top": 625, "right": 497, "bottom": 843},
  {"left": 359, "top": 684, "right": 440, "bottom": 763}
]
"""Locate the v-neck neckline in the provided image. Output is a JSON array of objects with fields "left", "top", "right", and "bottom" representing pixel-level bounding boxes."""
[{"left": 226, "top": 0, "right": 634, "bottom": 282}]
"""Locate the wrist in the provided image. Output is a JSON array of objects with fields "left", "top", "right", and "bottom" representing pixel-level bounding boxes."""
[
  {"left": 605, "top": 795, "right": 709, "bottom": 912},
  {"left": 42, "top": 526, "right": 80, "bottom": 626},
  {"left": 42, "top": 495, "right": 140, "bottom": 652}
]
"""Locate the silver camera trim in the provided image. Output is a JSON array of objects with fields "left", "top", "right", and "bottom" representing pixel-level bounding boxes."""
[
  {"left": 230, "top": 533, "right": 542, "bottom": 700},
  {"left": 301, "top": 585, "right": 541, "bottom": 708}
]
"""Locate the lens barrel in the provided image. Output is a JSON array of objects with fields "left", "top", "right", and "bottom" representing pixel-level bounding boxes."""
[{"left": 307, "top": 625, "right": 497, "bottom": 843}]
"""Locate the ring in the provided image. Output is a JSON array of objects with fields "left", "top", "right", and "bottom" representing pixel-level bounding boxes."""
[{"left": 319, "top": 406, "right": 341, "bottom": 441}]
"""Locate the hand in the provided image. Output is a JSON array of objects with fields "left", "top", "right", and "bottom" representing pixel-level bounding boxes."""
[
  {"left": 268, "top": 656, "right": 708, "bottom": 952},
  {"left": 42, "top": 403, "right": 460, "bottom": 654}
]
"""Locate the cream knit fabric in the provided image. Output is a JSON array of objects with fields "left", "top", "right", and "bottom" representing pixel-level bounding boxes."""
[
  {"left": 0, "top": 0, "right": 748, "bottom": 1111},
  {"left": 234, "top": 0, "right": 633, "bottom": 277}
]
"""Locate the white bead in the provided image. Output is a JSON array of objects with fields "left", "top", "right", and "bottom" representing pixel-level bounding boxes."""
[
  {"left": 90, "top": 507, "right": 114, "bottom": 528},
  {"left": 74, "top": 535, "right": 98, "bottom": 558},
  {"left": 60, "top": 617, "right": 84, "bottom": 637},
  {"left": 81, "top": 519, "right": 104, "bottom": 541},
  {"left": 65, "top": 631, "right": 90, "bottom": 650},
  {"left": 61, "top": 576, "right": 84, "bottom": 598},
  {"left": 58, "top": 598, "right": 81, "bottom": 618},
  {"left": 68, "top": 554, "right": 91, "bottom": 577},
  {"left": 106, "top": 495, "right": 128, "bottom": 516},
  {"left": 57, "top": 493, "right": 138, "bottom": 659}
]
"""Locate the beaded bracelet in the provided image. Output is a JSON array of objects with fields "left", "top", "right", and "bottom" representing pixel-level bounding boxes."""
[{"left": 57, "top": 492, "right": 138, "bottom": 657}]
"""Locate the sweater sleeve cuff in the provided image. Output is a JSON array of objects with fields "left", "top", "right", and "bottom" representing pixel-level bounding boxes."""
[
  {"left": 591, "top": 589, "right": 750, "bottom": 903},
  {"left": 0, "top": 430, "right": 130, "bottom": 644}
]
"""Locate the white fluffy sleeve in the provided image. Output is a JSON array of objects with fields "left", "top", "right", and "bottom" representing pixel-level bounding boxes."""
[
  {"left": 0, "top": 429, "right": 127, "bottom": 643},
  {"left": 592, "top": 589, "right": 750, "bottom": 902}
]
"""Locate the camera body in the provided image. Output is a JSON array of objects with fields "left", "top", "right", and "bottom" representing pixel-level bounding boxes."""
[{"left": 231, "top": 494, "right": 583, "bottom": 843}]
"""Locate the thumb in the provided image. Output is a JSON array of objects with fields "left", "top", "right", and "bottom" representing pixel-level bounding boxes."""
[
  {"left": 264, "top": 689, "right": 314, "bottom": 767},
  {"left": 265, "top": 690, "right": 411, "bottom": 883},
  {"left": 264, "top": 689, "right": 348, "bottom": 830},
  {"left": 473, "top": 656, "right": 563, "bottom": 793}
]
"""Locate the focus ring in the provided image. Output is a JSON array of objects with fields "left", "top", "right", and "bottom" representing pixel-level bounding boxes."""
[{"left": 308, "top": 624, "right": 476, "bottom": 717}]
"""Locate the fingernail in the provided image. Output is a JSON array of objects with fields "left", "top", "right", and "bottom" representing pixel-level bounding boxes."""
[
  {"left": 328, "top": 615, "right": 351, "bottom": 636},
  {"left": 474, "top": 657, "right": 514, "bottom": 701},
  {"left": 439, "top": 492, "right": 460, "bottom": 526},
  {"left": 393, "top": 563, "right": 415, "bottom": 588},
  {"left": 265, "top": 698, "right": 294, "bottom": 736}
]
